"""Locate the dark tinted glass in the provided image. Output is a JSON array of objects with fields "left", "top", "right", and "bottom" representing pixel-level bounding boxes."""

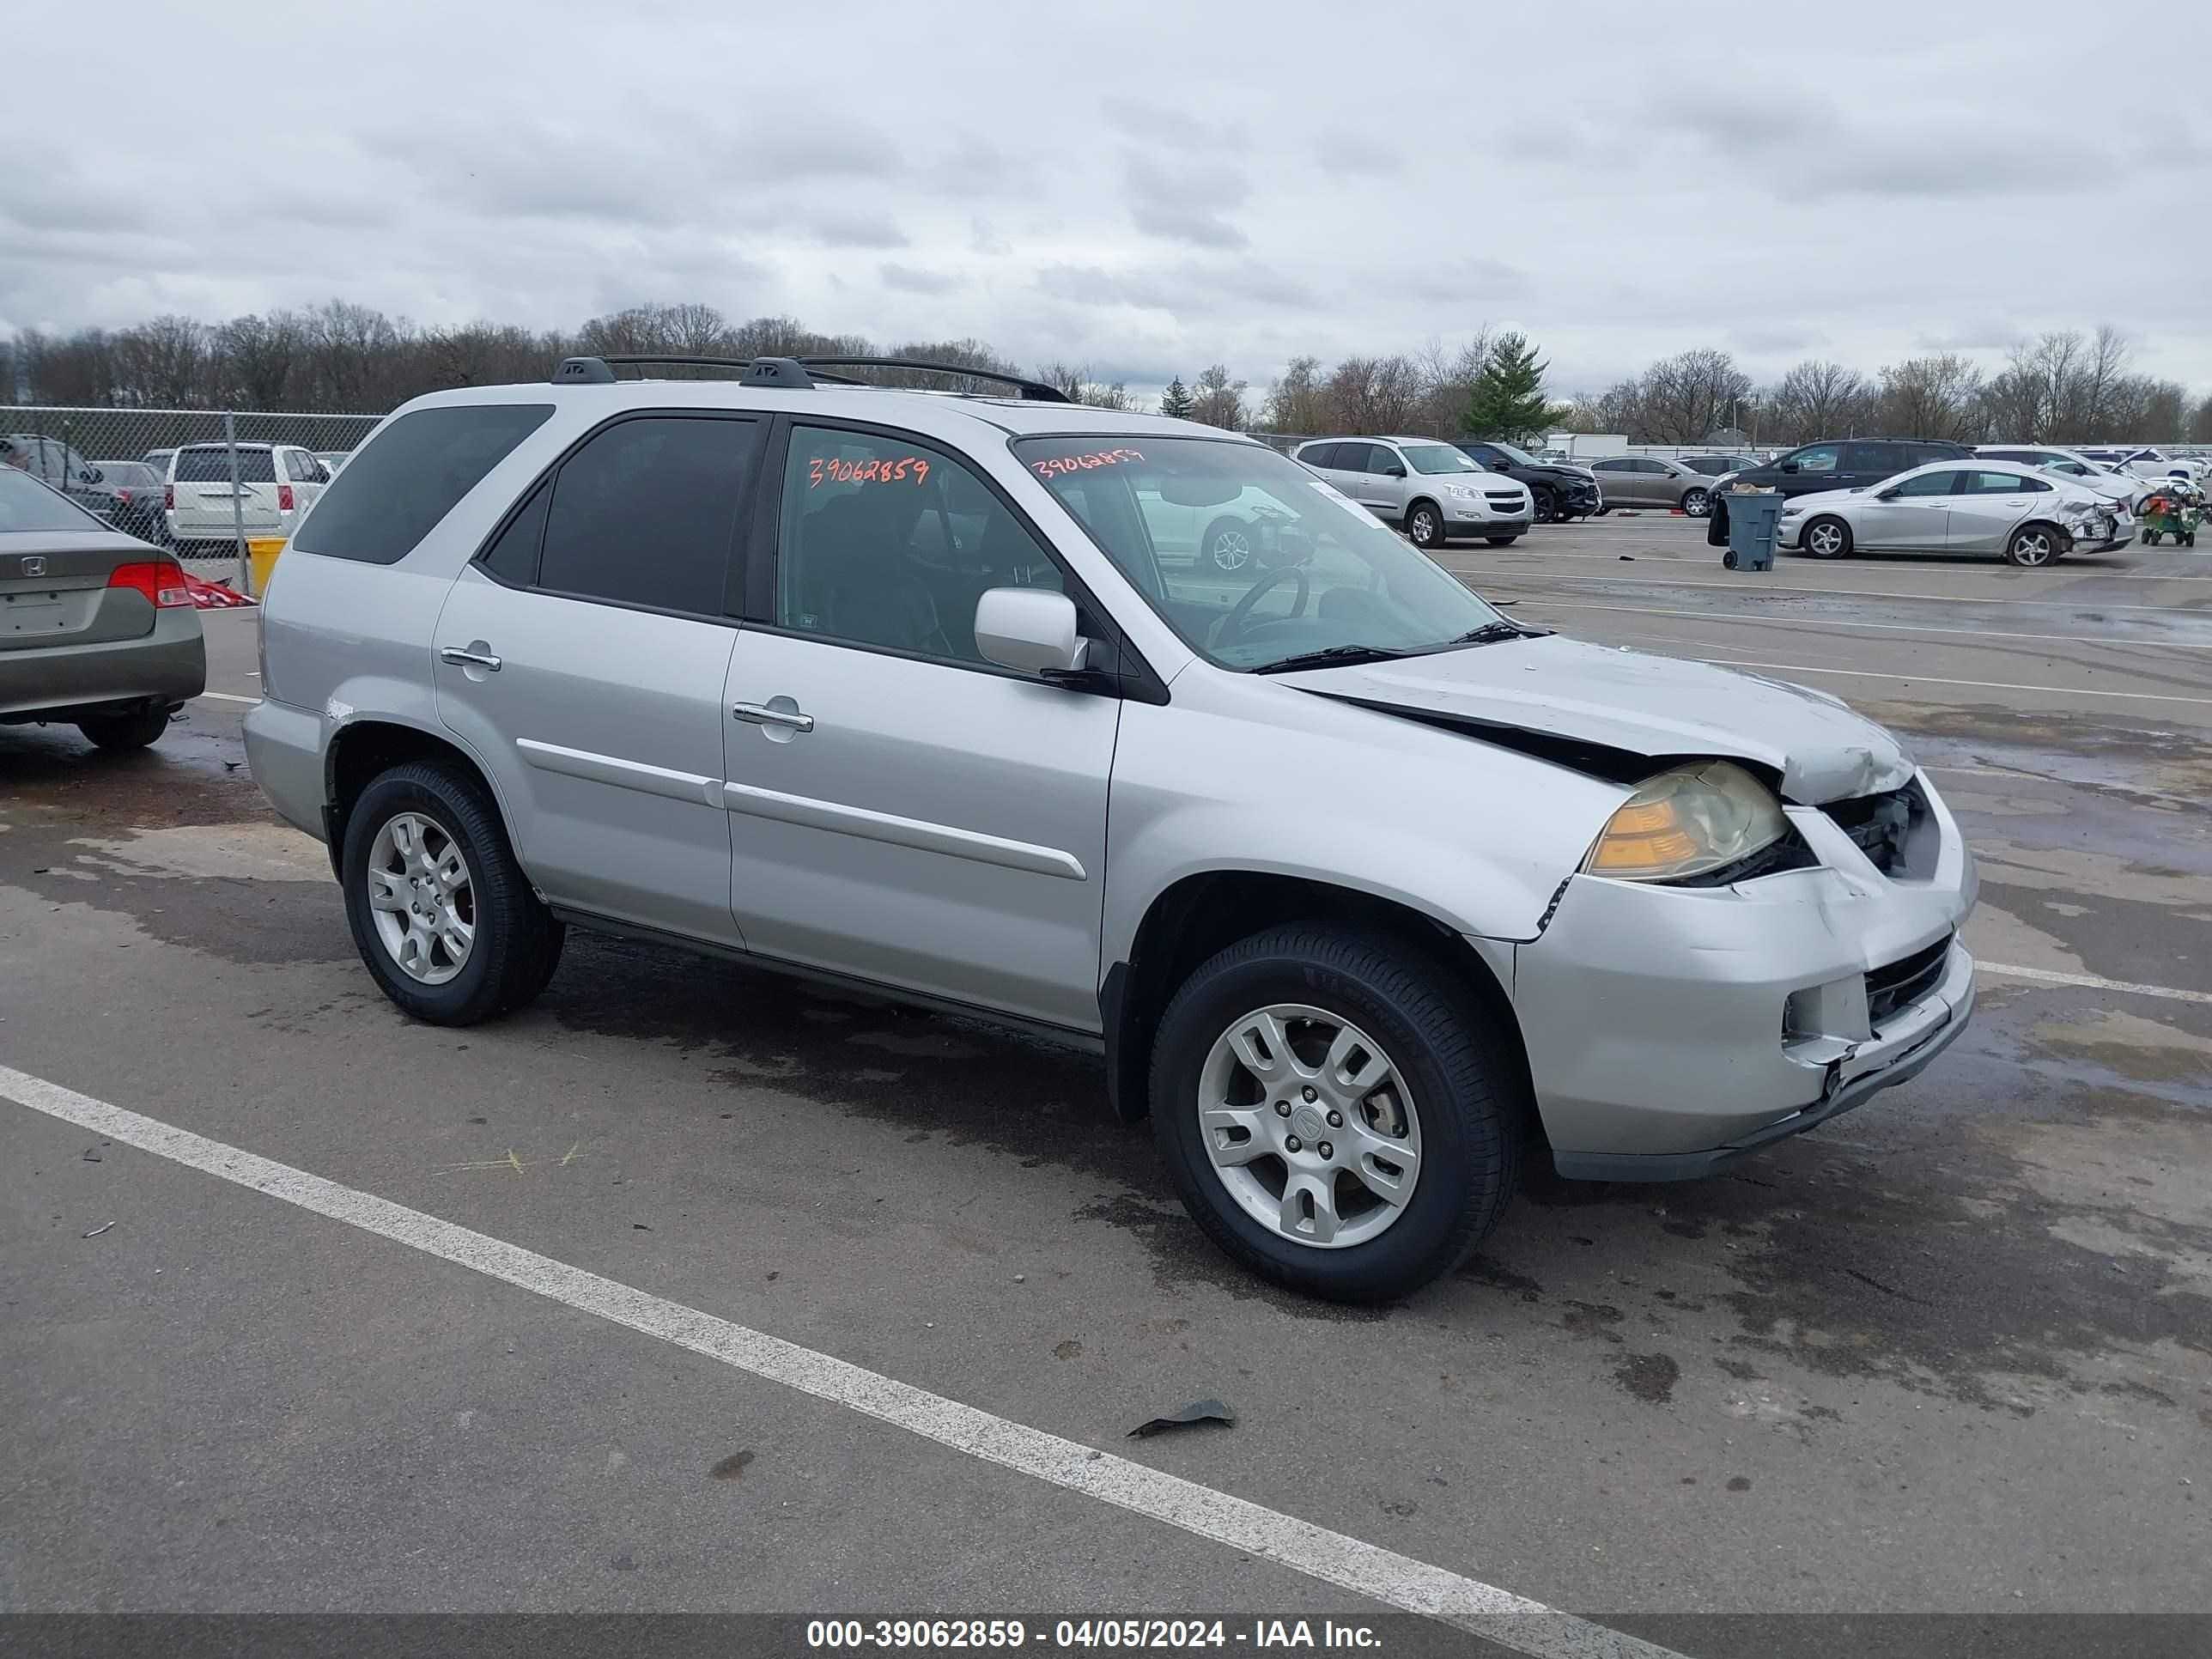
[
  {"left": 175, "top": 447, "right": 277, "bottom": 483},
  {"left": 1300, "top": 443, "right": 1340, "bottom": 469},
  {"left": 477, "top": 482, "right": 550, "bottom": 586},
  {"left": 1341, "top": 444, "right": 1380, "bottom": 474},
  {"left": 97, "top": 463, "right": 161, "bottom": 488},
  {"left": 1893, "top": 470, "right": 1962, "bottom": 497},
  {"left": 291, "top": 404, "right": 551, "bottom": 565},
  {"left": 538, "top": 416, "right": 750, "bottom": 614}
]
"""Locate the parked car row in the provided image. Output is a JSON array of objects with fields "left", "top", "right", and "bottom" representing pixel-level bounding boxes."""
[
  {"left": 1291, "top": 437, "right": 1534, "bottom": 549},
  {"left": 3, "top": 435, "right": 350, "bottom": 552}
]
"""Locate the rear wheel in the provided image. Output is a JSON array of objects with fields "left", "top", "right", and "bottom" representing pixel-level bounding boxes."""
[
  {"left": 1405, "top": 501, "right": 1444, "bottom": 550},
  {"left": 1202, "top": 517, "right": 1255, "bottom": 573},
  {"left": 1681, "top": 487, "right": 1711, "bottom": 518},
  {"left": 341, "top": 760, "right": 564, "bottom": 1024},
  {"left": 1148, "top": 926, "right": 1523, "bottom": 1302},
  {"left": 76, "top": 706, "right": 173, "bottom": 751},
  {"left": 2005, "top": 524, "right": 2061, "bottom": 567},
  {"left": 1802, "top": 515, "right": 1852, "bottom": 558}
]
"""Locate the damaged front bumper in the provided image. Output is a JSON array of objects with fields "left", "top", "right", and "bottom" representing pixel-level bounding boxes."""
[{"left": 1508, "top": 769, "right": 1978, "bottom": 1180}]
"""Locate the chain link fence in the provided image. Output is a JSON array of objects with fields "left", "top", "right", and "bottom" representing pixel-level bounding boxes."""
[{"left": 1, "top": 404, "right": 382, "bottom": 591}]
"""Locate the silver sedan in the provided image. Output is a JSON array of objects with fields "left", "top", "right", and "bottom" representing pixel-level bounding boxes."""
[{"left": 1778, "top": 462, "right": 2131, "bottom": 567}]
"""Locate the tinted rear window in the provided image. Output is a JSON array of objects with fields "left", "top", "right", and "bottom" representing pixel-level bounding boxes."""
[
  {"left": 175, "top": 447, "right": 277, "bottom": 483},
  {"left": 292, "top": 404, "right": 554, "bottom": 565},
  {"left": 0, "top": 468, "right": 107, "bottom": 532}
]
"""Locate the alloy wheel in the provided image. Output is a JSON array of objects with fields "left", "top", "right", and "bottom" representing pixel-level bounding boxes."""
[
  {"left": 365, "top": 811, "right": 476, "bottom": 985},
  {"left": 1210, "top": 529, "right": 1253, "bottom": 572},
  {"left": 1196, "top": 1004, "right": 1423, "bottom": 1250}
]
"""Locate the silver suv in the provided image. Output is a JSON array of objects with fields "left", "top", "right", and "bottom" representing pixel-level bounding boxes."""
[
  {"left": 246, "top": 356, "right": 1978, "bottom": 1302},
  {"left": 1292, "top": 437, "right": 1534, "bottom": 549}
]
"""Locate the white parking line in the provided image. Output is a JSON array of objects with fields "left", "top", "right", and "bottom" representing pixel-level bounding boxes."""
[
  {"left": 194, "top": 691, "right": 259, "bottom": 704},
  {"left": 1518, "top": 599, "right": 2212, "bottom": 651},
  {"left": 1468, "top": 571, "right": 2209, "bottom": 611},
  {"left": 0, "top": 1061, "right": 1675, "bottom": 1659},
  {"left": 1686, "top": 657, "right": 2212, "bottom": 707},
  {"left": 1978, "top": 963, "right": 2212, "bottom": 1007}
]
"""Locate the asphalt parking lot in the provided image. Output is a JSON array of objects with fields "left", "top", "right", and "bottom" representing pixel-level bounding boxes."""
[{"left": 4, "top": 515, "right": 2209, "bottom": 1654}]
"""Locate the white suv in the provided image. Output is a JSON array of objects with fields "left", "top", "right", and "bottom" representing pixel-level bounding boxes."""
[
  {"left": 244, "top": 355, "right": 1975, "bottom": 1301},
  {"left": 1292, "top": 437, "right": 1533, "bottom": 549},
  {"left": 164, "top": 441, "right": 331, "bottom": 553}
]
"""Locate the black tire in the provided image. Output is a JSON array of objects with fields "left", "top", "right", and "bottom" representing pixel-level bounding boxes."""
[
  {"left": 341, "top": 760, "right": 564, "bottom": 1025},
  {"left": 76, "top": 706, "right": 173, "bottom": 751},
  {"left": 1405, "top": 501, "right": 1445, "bottom": 550},
  {"left": 1802, "top": 514, "right": 1852, "bottom": 559},
  {"left": 1201, "top": 516, "right": 1255, "bottom": 574},
  {"left": 1531, "top": 485, "right": 1559, "bottom": 524},
  {"left": 1148, "top": 925, "right": 1524, "bottom": 1303},
  {"left": 1485, "top": 534, "right": 1521, "bottom": 546},
  {"left": 2005, "top": 523, "right": 2063, "bottom": 567},
  {"left": 1681, "top": 487, "right": 1711, "bottom": 519}
]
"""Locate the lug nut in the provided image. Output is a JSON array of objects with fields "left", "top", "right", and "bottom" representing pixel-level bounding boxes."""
[
  {"left": 1318, "top": 1140, "right": 1334, "bottom": 1160},
  {"left": 1326, "top": 1109, "right": 1343, "bottom": 1127},
  {"left": 1274, "top": 1101, "right": 1291, "bottom": 1117},
  {"left": 1302, "top": 1086, "right": 1318, "bottom": 1103},
  {"left": 1285, "top": 1135, "right": 1303, "bottom": 1153}
]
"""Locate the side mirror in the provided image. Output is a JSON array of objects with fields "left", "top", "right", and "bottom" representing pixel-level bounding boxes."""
[
  {"left": 975, "top": 587, "right": 1089, "bottom": 677},
  {"left": 1382, "top": 463, "right": 1406, "bottom": 477},
  {"left": 1876, "top": 488, "right": 1899, "bottom": 501},
  {"left": 83, "top": 466, "right": 105, "bottom": 485},
  {"left": 1780, "top": 461, "right": 1800, "bottom": 474}
]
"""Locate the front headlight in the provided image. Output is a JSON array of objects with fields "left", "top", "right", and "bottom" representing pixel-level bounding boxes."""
[
  {"left": 1582, "top": 760, "right": 1790, "bottom": 882},
  {"left": 1443, "top": 483, "right": 1481, "bottom": 501}
]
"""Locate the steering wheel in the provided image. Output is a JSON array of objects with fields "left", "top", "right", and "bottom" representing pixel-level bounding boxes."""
[{"left": 1214, "top": 562, "right": 1311, "bottom": 647}]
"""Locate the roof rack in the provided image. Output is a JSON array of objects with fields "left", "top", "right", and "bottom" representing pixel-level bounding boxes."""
[{"left": 550, "top": 354, "right": 1073, "bottom": 403}]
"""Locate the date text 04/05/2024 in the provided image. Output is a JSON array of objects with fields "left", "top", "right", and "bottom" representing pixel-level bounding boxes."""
[{"left": 805, "top": 1619, "right": 1382, "bottom": 1649}]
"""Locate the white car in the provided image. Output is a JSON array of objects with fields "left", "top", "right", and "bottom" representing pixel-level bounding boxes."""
[
  {"left": 1977, "top": 445, "right": 2151, "bottom": 509},
  {"left": 1138, "top": 484, "right": 1301, "bottom": 572},
  {"left": 1292, "top": 437, "right": 1534, "bottom": 549},
  {"left": 164, "top": 441, "right": 331, "bottom": 553},
  {"left": 1779, "top": 461, "right": 2130, "bottom": 567}
]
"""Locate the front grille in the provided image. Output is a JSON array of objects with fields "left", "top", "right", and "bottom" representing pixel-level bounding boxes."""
[
  {"left": 1822, "top": 787, "right": 1913, "bottom": 874},
  {"left": 1866, "top": 935, "right": 1951, "bottom": 1026},
  {"left": 1485, "top": 492, "right": 1524, "bottom": 509}
]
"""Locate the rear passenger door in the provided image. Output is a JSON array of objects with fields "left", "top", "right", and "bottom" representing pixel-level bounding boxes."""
[
  {"left": 719, "top": 421, "right": 1121, "bottom": 1030},
  {"left": 1948, "top": 470, "right": 2045, "bottom": 554},
  {"left": 432, "top": 412, "right": 762, "bottom": 946}
]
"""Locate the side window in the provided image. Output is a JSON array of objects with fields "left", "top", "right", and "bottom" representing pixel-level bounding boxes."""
[
  {"left": 1841, "top": 442, "right": 1895, "bottom": 473},
  {"left": 293, "top": 403, "right": 554, "bottom": 565},
  {"left": 477, "top": 482, "right": 550, "bottom": 586},
  {"left": 775, "top": 425, "right": 1062, "bottom": 667},
  {"left": 1973, "top": 471, "right": 2040, "bottom": 494},
  {"left": 537, "top": 416, "right": 753, "bottom": 615},
  {"left": 1299, "top": 443, "right": 1340, "bottom": 470},
  {"left": 1336, "top": 444, "right": 1376, "bottom": 476},
  {"left": 1791, "top": 445, "right": 1841, "bottom": 473},
  {"left": 1893, "top": 470, "right": 1961, "bottom": 497}
]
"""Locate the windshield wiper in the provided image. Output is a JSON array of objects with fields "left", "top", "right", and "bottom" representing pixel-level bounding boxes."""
[
  {"left": 1443, "top": 620, "right": 1540, "bottom": 646},
  {"left": 1251, "top": 644, "right": 1414, "bottom": 675}
]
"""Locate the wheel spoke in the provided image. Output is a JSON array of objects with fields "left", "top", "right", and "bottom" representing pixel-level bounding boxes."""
[
  {"left": 1228, "top": 1012, "right": 1292, "bottom": 1083},
  {"left": 368, "top": 871, "right": 407, "bottom": 912},
  {"left": 441, "top": 917, "right": 475, "bottom": 962},
  {"left": 434, "top": 847, "right": 469, "bottom": 893},
  {"left": 1346, "top": 1127, "right": 1420, "bottom": 1206},
  {"left": 1200, "top": 1107, "right": 1272, "bottom": 1166},
  {"left": 1323, "top": 1025, "right": 1387, "bottom": 1097},
  {"left": 1279, "top": 1174, "right": 1340, "bottom": 1244}
]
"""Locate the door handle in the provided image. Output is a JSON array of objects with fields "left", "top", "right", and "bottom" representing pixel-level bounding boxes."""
[
  {"left": 732, "top": 701, "right": 815, "bottom": 733},
  {"left": 439, "top": 646, "right": 502, "bottom": 671}
]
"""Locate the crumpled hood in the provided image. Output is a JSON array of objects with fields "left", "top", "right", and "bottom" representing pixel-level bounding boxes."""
[{"left": 1276, "top": 635, "right": 1916, "bottom": 804}]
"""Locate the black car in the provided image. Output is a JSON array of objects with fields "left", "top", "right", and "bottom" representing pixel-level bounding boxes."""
[
  {"left": 86, "top": 460, "right": 172, "bottom": 544},
  {"left": 1706, "top": 437, "right": 1974, "bottom": 548},
  {"left": 1454, "top": 440, "right": 1603, "bottom": 522}
]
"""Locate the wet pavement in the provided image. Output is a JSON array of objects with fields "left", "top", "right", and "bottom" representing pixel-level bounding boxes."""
[{"left": 3, "top": 525, "right": 2209, "bottom": 1640}]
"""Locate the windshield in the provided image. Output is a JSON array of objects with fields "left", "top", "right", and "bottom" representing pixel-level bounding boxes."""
[
  {"left": 1484, "top": 441, "right": 1536, "bottom": 466},
  {"left": 0, "top": 467, "right": 107, "bottom": 532},
  {"left": 1012, "top": 435, "right": 1511, "bottom": 672},
  {"left": 1401, "top": 444, "right": 1482, "bottom": 476}
]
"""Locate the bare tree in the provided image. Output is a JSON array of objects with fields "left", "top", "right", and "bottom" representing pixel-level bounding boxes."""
[
  {"left": 1189, "top": 362, "right": 1248, "bottom": 428},
  {"left": 1762, "top": 361, "right": 1869, "bottom": 445},
  {"left": 1261, "top": 356, "right": 1328, "bottom": 434},
  {"left": 111, "top": 316, "right": 210, "bottom": 408},
  {"left": 1872, "top": 354, "right": 1985, "bottom": 441},
  {"left": 1634, "top": 349, "right": 1753, "bottom": 443},
  {"left": 1322, "top": 355, "right": 1425, "bottom": 433},
  {"left": 1035, "top": 362, "right": 1133, "bottom": 410}
]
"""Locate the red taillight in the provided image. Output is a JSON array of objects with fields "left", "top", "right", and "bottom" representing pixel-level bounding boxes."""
[
  {"left": 164, "top": 484, "right": 174, "bottom": 509},
  {"left": 277, "top": 483, "right": 295, "bottom": 512},
  {"left": 108, "top": 560, "right": 192, "bottom": 609},
  {"left": 114, "top": 489, "right": 133, "bottom": 503}
]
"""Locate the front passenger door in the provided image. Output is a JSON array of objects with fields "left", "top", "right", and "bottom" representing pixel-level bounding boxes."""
[
  {"left": 1855, "top": 469, "right": 1960, "bottom": 549},
  {"left": 720, "top": 422, "right": 1121, "bottom": 1030}
]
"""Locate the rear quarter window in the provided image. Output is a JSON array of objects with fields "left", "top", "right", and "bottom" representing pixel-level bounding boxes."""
[{"left": 292, "top": 403, "right": 555, "bottom": 565}]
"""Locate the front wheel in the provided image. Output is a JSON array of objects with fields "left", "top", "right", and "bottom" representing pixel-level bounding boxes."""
[
  {"left": 1802, "top": 515, "right": 1852, "bottom": 558},
  {"left": 2005, "top": 524, "right": 2062, "bottom": 567},
  {"left": 1405, "top": 501, "right": 1444, "bottom": 550},
  {"left": 1681, "top": 487, "right": 1711, "bottom": 518},
  {"left": 1531, "top": 486, "right": 1559, "bottom": 524},
  {"left": 77, "top": 706, "right": 173, "bottom": 751},
  {"left": 341, "top": 760, "right": 564, "bottom": 1024},
  {"left": 1148, "top": 926, "right": 1523, "bottom": 1302}
]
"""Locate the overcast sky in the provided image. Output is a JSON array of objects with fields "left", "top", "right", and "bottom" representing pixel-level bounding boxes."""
[{"left": 7, "top": 0, "right": 2210, "bottom": 398}]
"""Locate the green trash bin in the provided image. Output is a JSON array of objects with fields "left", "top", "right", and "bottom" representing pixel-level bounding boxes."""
[{"left": 1723, "top": 489, "right": 1784, "bottom": 571}]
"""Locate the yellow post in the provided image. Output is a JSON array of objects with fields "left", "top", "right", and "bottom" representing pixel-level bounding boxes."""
[{"left": 246, "top": 538, "right": 287, "bottom": 599}]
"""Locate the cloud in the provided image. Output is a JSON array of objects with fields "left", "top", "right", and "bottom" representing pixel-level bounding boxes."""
[
  {"left": 1124, "top": 154, "right": 1250, "bottom": 249},
  {"left": 879, "top": 262, "right": 959, "bottom": 295},
  {"left": 804, "top": 213, "right": 909, "bottom": 250}
]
